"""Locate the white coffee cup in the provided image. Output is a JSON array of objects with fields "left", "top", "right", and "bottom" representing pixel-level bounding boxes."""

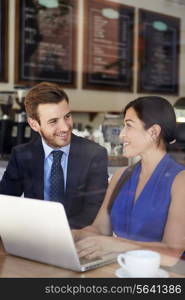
[{"left": 117, "top": 249, "right": 161, "bottom": 278}]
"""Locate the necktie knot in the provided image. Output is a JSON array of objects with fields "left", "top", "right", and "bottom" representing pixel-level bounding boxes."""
[{"left": 51, "top": 150, "right": 63, "bottom": 162}]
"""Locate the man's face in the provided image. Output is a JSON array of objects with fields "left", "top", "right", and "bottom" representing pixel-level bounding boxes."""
[{"left": 30, "top": 100, "right": 73, "bottom": 149}]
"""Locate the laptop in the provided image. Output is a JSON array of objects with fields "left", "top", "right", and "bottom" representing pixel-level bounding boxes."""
[{"left": 0, "top": 195, "right": 117, "bottom": 272}]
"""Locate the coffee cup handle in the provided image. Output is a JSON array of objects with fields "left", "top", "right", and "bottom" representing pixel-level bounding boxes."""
[{"left": 117, "top": 253, "right": 127, "bottom": 268}]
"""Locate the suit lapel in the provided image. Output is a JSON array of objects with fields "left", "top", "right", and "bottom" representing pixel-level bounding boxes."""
[
  {"left": 66, "top": 135, "right": 82, "bottom": 199},
  {"left": 30, "top": 137, "right": 45, "bottom": 199}
]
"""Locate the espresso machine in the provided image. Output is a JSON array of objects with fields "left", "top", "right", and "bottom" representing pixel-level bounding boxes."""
[
  {"left": 0, "top": 92, "right": 15, "bottom": 157},
  {"left": 11, "top": 88, "right": 32, "bottom": 147}
]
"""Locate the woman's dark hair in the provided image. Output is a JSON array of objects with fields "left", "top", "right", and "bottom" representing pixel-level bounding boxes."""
[{"left": 123, "top": 96, "right": 177, "bottom": 146}]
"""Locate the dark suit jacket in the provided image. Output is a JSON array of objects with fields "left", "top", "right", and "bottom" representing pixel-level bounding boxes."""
[{"left": 0, "top": 134, "right": 108, "bottom": 229}]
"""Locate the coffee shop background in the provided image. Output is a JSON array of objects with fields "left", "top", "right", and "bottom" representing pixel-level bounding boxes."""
[{"left": 0, "top": 0, "right": 185, "bottom": 165}]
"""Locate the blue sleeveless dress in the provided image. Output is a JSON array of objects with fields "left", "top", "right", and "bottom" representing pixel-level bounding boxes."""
[{"left": 110, "top": 154, "right": 185, "bottom": 242}]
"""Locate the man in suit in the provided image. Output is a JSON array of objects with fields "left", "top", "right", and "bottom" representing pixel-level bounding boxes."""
[{"left": 0, "top": 82, "right": 108, "bottom": 229}]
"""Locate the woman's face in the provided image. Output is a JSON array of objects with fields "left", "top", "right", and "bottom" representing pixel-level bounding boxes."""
[{"left": 120, "top": 107, "right": 154, "bottom": 158}]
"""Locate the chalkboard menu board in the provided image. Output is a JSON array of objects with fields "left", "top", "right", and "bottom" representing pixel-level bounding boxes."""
[
  {"left": 15, "top": 0, "right": 78, "bottom": 87},
  {"left": 0, "top": 0, "right": 8, "bottom": 82},
  {"left": 138, "top": 9, "right": 180, "bottom": 95},
  {"left": 83, "top": 0, "right": 134, "bottom": 91}
]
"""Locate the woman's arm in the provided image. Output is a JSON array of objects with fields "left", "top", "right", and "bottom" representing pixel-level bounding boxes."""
[{"left": 159, "top": 169, "right": 185, "bottom": 265}]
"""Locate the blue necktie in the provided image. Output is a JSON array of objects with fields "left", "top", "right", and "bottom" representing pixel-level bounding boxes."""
[{"left": 49, "top": 150, "right": 65, "bottom": 202}]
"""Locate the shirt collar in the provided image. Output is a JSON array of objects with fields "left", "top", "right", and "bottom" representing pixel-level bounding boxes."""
[{"left": 41, "top": 138, "right": 70, "bottom": 159}]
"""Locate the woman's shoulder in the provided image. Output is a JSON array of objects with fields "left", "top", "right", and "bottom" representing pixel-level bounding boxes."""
[
  {"left": 171, "top": 170, "right": 185, "bottom": 204},
  {"left": 172, "top": 169, "right": 185, "bottom": 189}
]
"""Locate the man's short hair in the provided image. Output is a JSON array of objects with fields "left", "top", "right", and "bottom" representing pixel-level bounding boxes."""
[{"left": 24, "top": 81, "right": 69, "bottom": 121}]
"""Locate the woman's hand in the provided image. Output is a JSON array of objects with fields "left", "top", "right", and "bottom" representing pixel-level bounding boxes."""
[
  {"left": 71, "top": 228, "right": 100, "bottom": 242},
  {"left": 75, "top": 235, "right": 119, "bottom": 259}
]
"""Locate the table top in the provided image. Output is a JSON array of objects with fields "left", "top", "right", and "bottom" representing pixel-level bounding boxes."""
[{"left": 0, "top": 241, "right": 184, "bottom": 278}]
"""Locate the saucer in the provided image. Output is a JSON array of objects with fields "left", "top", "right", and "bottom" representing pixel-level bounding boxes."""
[{"left": 115, "top": 266, "right": 169, "bottom": 278}]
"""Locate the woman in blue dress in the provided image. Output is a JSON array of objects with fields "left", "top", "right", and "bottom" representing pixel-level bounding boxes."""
[{"left": 73, "top": 96, "right": 185, "bottom": 266}]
